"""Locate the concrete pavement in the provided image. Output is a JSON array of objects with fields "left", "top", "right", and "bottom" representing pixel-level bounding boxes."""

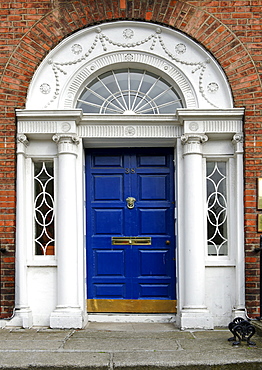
[{"left": 0, "top": 322, "right": 262, "bottom": 369}]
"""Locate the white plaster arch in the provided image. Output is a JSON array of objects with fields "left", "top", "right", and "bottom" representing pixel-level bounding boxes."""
[
  {"left": 26, "top": 21, "right": 233, "bottom": 111},
  {"left": 61, "top": 52, "right": 197, "bottom": 110}
]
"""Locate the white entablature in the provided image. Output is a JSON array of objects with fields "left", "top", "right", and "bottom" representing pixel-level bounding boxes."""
[
  {"left": 26, "top": 21, "right": 233, "bottom": 111},
  {"left": 16, "top": 108, "right": 243, "bottom": 138}
]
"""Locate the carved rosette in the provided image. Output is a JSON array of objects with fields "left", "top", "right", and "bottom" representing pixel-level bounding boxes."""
[
  {"left": 181, "top": 134, "right": 208, "bottom": 155},
  {"left": 52, "top": 134, "right": 80, "bottom": 155}
]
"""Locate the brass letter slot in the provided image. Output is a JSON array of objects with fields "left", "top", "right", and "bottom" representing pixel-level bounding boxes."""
[{"left": 111, "top": 237, "right": 151, "bottom": 245}]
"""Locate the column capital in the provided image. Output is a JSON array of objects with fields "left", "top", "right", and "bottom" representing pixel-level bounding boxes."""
[
  {"left": 52, "top": 134, "right": 80, "bottom": 155},
  {"left": 181, "top": 134, "right": 208, "bottom": 155},
  {"left": 232, "top": 133, "right": 244, "bottom": 154},
  {"left": 17, "top": 134, "right": 29, "bottom": 154}
]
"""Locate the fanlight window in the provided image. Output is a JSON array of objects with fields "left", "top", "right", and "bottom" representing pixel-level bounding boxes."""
[{"left": 76, "top": 69, "right": 183, "bottom": 114}]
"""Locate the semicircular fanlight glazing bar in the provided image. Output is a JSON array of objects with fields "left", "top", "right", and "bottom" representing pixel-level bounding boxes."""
[{"left": 76, "top": 69, "right": 183, "bottom": 114}]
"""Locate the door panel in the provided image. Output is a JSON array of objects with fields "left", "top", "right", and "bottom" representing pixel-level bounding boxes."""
[
  {"left": 139, "top": 285, "right": 170, "bottom": 298},
  {"left": 93, "top": 209, "right": 123, "bottom": 234},
  {"left": 94, "top": 284, "right": 126, "bottom": 298},
  {"left": 95, "top": 250, "right": 125, "bottom": 276},
  {"left": 139, "top": 175, "right": 167, "bottom": 200},
  {"left": 138, "top": 249, "right": 170, "bottom": 276},
  {"left": 139, "top": 209, "right": 168, "bottom": 234},
  {"left": 138, "top": 154, "right": 168, "bottom": 166},
  {"left": 86, "top": 148, "right": 176, "bottom": 312},
  {"left": 94, "top": 155, "right": 124, "bottom": 167},
  {"left": 93, "top": 175, "right": 123, "bottom": 200}
]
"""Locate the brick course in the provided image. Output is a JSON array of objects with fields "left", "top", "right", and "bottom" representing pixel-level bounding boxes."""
[{"left": 0, "top": 0, "right": 262, "bottom": 318}]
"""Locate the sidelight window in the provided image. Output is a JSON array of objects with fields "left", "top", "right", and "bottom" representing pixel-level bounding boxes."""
[
  {"left": 206, "top": 161, "right": 228, "bottom": 256},
  {"left": 34, "top": 161, "right": 55, "bottom": 255},
  {"left": 76, "top": 68, "right": 183, "bottom": 114}
]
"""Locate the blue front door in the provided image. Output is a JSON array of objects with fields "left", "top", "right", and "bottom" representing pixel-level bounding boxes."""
[{"left": 86, "top": 148, "right": 176, "bottom": 312}]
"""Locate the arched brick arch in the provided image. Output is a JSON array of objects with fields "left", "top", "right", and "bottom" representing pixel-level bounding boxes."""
[
  {"left": 1, "top": 0, "right": 261, "bottom": 318},
  {"left": 2, "top": 0, "right": 260, "bottom": 109}
]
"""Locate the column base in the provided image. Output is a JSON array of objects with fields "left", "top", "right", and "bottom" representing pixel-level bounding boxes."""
[
  {"left": 180, "top": 307, "right": 214, "bottom": 330},
  {"left": 232, "top": 307, "right": 246, "bottom": 320},
  {"left": 50, "top": 307, "right": 83, "bottom": 329},
  {"left": 7, "top": 308, "right": 33, "bottom": 328}
]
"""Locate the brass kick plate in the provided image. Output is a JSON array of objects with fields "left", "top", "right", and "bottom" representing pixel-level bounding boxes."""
[
  {"left": 87, "top": 299, "right": 177, "bottom": 313},
  {"left": 112, "top": 237, "right": 151, "bottom": 245}
]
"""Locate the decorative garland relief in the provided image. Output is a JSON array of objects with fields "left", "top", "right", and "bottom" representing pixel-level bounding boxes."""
[{"left": 32, "top": 22, "right": 228, "bottom": 110}]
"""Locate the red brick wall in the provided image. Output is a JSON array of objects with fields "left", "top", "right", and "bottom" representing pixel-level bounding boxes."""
[{"left": 0, "top": 0, "right": 261, "bottom": 319}]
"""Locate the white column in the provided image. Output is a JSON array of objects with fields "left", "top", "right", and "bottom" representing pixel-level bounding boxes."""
[
  {"left": 180, "top": 133, "right": 213, "bottom": 329},
  {"left": 50, "top": 134, "right": 83, "bottom": 329},
  {"left": 232, "top": 133, "right": 246, "bottom": 318},
  {"left": 15, "top": 134, "right": 32, "bottom": 328}
]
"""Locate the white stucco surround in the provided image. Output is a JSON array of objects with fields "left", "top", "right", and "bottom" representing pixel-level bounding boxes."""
[{"left": 10, "top": 21, "right": 245, "bottom": 329}]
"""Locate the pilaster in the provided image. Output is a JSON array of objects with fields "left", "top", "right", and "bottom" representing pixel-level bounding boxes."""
[
  {"left": 232, "top": 133, "right": 246, "bottom": 318},
  {"left": 15, "top": 134, "right": 33, "bottom": 328}
]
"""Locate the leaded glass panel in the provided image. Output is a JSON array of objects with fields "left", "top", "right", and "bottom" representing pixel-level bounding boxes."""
[
  {"left": 34, "top": 161, "right": 55, "bottom": 255},
  {"left": 206, "top": 161, "right": 228, "bottom": 256}
]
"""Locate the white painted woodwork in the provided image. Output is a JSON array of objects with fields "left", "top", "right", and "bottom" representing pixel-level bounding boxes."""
[{"left": 5, "top": 21, "right": 245, "bottom": 330}]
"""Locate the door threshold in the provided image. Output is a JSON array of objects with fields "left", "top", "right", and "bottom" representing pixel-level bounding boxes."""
[{"left": 87, "top": 313, "right": 176, "bottom": 323}]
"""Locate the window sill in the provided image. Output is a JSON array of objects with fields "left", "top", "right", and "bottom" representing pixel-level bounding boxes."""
[
  {"left": 205, "top": 260, "right": 235, "bottom": 267},
  {"left": 27, "top": 258, "right": 57, "bottom": 267}
]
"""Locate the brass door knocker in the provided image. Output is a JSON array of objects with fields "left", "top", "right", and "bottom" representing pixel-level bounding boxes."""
[{"left": 126, "top": 197, "right": 136, "bottom": 209}]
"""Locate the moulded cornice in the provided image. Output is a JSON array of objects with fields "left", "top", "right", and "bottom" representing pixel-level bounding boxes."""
[
  {"left": 176, "top": 108, "right": 245, "bottom": 122},
  {"left": 16, "top": 109, "right": 83, "bottom": 122},
  {"left": 16, "top": 110, "right": 178, "bottom": 125}
]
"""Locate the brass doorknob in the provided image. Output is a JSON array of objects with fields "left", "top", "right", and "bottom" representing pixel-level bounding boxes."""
[{"left": 165, "top": 240, "right": 170, "bottom": 245}]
